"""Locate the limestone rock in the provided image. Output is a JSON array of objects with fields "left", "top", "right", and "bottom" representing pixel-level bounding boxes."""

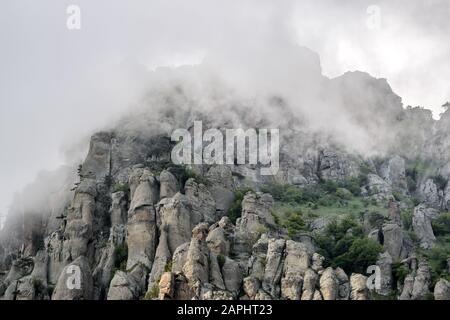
[
  {"left": 363, "top": 174, "right": 393, "bottom": 203},
  {"left": 319, "top": 267, "right": 339, "bottom": 300},
  {"left": 301, "top": 269, "right": 318, "bottom": 300},
  {"left": 110, "top": 191, "right": 128, "bottom": 227},
  {"left": 434, "top": 278, "right": 450, "bottom": 300},
  {"left": 159, "top": 193, "right": 193, "bottom": 255},
  {"left": 382, "top": 223, "right": 409, "bottom": 260},
  {"left": 243, "top": 276, "right": 261, "bottom": 299},
  {"left": 182, "top": 223, "right": 210, "bottom": 293},
  {"left": 375, "top": 251, "right": 393, "bottom": 296},
  {"left": 234, "top": 192, "right": 275, "bottom": 260},
  {"left": 412, "top": 205, "right": 438, "bottom": 250},
  {"left": 172, "top": 242, "right": 190, "bottom": 274},
  {"left": 262, "top": 238, "right": 285, "bottom": 298},
  {"left": 380, "top": 156, "right": 408, "bottom": 193},
  {"left": 159, "top": 170, "right": 180, "bottom": 199},
  {"left": 335, "top": 267, "right": 350, "bottom": 300},
  {"left": 350, "top": 274, "right": 368, "bottom": 300},
  {"left": 147, "top": 229, "right": 172, "bottom": 295},
  {"left": 419, "top": 179, "right": 441, "bottom": 209},
  {"left": 107, "top": 265, "right": 146, "bottom": 300},
  {"left": 158, "top": 272, "right": 174, "bottom": 300},
  {"left": 206, "top": 165, "right": 235, "bottom": 215},
  {"left": 221, "top": 257, "right": 242, "bottom": 296},
  {"left": 317, "top": 149, "right": 361, "bottom": 182}
]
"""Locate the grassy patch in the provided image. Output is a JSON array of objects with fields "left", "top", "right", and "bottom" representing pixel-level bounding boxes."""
[
  {"left": 183, "top": 167, "right": 209, "bottom": 185},
  {"left": 261, "top": 180, "right": 388, "bottom": 220}
]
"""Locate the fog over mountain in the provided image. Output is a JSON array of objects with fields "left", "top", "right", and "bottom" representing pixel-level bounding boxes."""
[
  {"left": 0, "top": 1, "right": 449, "bottom": 302},
  {"left": 1, "top": 1, "right": 450, "bottom": 220}
]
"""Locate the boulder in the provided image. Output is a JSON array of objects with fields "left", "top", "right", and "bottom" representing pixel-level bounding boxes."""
[
  {"left": 319, "top": 267, "right": 339, "bottom": 300},
  {"left": 434, "top": 278, "right": 450, "bottom": 300},
  {"left": 350, "top": 274, "right": 368, "bottom": 300},
  {"left": 301, "top": 269, "right": 318, "bottom": 300},
  {"left": 243, "top": 276, "right": 260, "bottom": 299},
  {"left": 107, "top": 265, "right": 146, "bottom": 300}
]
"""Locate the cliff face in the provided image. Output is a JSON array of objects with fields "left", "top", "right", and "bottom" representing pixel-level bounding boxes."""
[{"left": 0, "top": 53, "right": 449, "bottom": 300}]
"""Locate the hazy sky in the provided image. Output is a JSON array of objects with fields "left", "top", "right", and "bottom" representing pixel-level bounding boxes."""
[{"left": 1, "top": 0, "right": 449, "bottom": 217}]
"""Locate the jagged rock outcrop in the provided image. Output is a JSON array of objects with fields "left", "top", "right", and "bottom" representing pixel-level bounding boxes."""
[
  {"left": 379, "top": 156, "right": 408, "bottom": 194},
  {"left": 182, "top": 223, "right": 210, "bottom": 295},
  {"left": 262, "top": 238, "right": 285, "bottom": 298},
  {"left": 126, "top": 167, "right": 158, "bottom": 269},
  {"left": 62, "top": 178, "right": 97, "bottom": 262},
  {"left": 317, "top": 149, "right": 361, "bottom": 182},
  {"left": 412, "top": 205, "right": 439, "bottom": 249},
  {"left": 381, "top": 223, "right": 410, "bottom": 260},
  {"left": 234, "top": 192, "right": 276, "bottom": 261},
  {"left": 363, "top": 174, "right": 393, "bottom": 203},
  {"left": 280, "top": 241, "right": 309, "bottom": 300},
  {"left": 375, "top": 251, "right": 393, "bottom": 296},
  {"left": 399, "top": 260, "right": 431, "bottom": 300},
  {"left": 418, "top": 179, "right": 441, "bottom": 209},
  {"left": 159, "top": 170, "right": 180, "bottom": 199}
]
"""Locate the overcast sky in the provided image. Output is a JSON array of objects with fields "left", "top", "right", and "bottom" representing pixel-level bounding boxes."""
[{"left": 1, "top": 0, "right": 449, "bottom": 217}]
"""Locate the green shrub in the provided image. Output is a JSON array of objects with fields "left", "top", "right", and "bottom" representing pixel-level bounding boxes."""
[
  {"left": 227, "top": 188, "right": 254, "bottom": 223},
  {"left": 112, "top": 182, "right": 129, "bottom": 193},
  {"left": 32, "top": 277, "right": 45, "bottom": 295},
  {"left": 47, "top": 284, "right": 55, "bottom": 297},
  {"left": 332, "top": 238, "right": 383, "bottom": 274},
  {"left": 217, "top": 254, "right": 226, "bottom": 269},
  {"left": 164, "top": 261, "right": 173, "bottom": 272},
  {"left": 432, "top": 175, "right": 448, "bottom": 190},
  {"left": 401, "top": 210, "right": 413, "bottom": 230},
  {"left": 335, "top": 188, "right": 353, "bottom": 200},
  {"left": 183, "top": 168, "right": 209, "bottom": 185},
  {"left": 315, "top": 216, "right": 378, "bottom": 275},
  {"left": 392, "top": 262, "right": 409, "bottom": 285},
  {"left": 366, "top": 211, "right": 385, "bottom": 229},
  {"left": 425, "top": 243, "right": 450, "bottom": 284},
  {"left": 432, "top": 212, "right": 450, "bottom": 237},
  {"left": 144, "top": 284, "right": 159, "bottom": 300},
  {"left": 113, "top": 244, "right": 128, "bottom": 271},
  {"left": 284, "top": 212, "right": 307, "bottom": 238}
]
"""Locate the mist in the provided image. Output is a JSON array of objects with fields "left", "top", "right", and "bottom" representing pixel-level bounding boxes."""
[{"left": 1, "top": 0, "right": 450, "bottom": 223}]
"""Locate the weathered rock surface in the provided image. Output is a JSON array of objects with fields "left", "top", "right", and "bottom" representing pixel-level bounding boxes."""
[
  {"left": 412, "top": 205, "right": 438, "bottom": 250},
  {"left": 434, "top": 278, "right": 450, "bottom": 300}
]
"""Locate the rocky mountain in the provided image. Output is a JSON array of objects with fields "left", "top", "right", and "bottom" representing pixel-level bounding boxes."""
[{"left": 0, "top": 47, "right": 449, "bottom": 300}]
